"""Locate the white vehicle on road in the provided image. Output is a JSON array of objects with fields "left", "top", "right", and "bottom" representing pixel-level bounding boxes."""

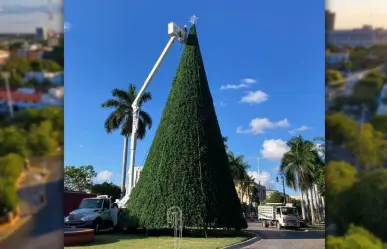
[
  {"left": 258, "top": 203, "right": 300, "bottom": 230},
  {"left": 64, "top": 195, "right": 119, "bottom": 234}
]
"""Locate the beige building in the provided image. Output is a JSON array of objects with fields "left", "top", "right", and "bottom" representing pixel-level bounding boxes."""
[{"left": 235, "top": 182, "right": 266, "bottom": 205}]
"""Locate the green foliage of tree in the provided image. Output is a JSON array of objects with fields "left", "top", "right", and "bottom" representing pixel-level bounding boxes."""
[
  {"left": 0, "top": 154, "right": 24, "bottom": 183},
  {"left": 0, "top": 154, "right": 24, "bottom": 214},
  {"left": 371, "top": 115, "right": 387, "bottom": 136},
  {"left": 102, "top": 84, "right": 152, "bottom": 138},
  {"left": 127, "top": 25, "right": 246, "bottom": 230},
  {"left": 326, "top": 69, "right": 344, "bottom": 84},
  {"left": 325, "top": 161, "right": 356, "bottom": 222},
  {"left": 327, "top": 225, "right": 385, "bottom": 249},
  {"left": 27, "top": 121, "right": 58, "bottom": 156},
  {"left": 347, "top": 124, "right": 387, "bottom": 170},
  {"left": 326, "top": 113, "right": 358, "bottom": 145},
  {"left": 263, "top": 191, "right": 284, "bottom": 204},
  {"left": 0, "top": 126, "right": 28, "bottom": 157},
  {"left": 64, "top": 165, "right": 97, "bottom": 192},
  {"left": 91, "top": 182, "right": 121, "bottom": 201},
  {"left": 342, "top": 170, "right": 387, "bottom": 241}
]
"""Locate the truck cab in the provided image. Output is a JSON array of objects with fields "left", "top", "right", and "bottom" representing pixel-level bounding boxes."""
[
  {"left": 274, "top": 206, "right": 300, "bottom": 229},
  {"left": 64, "top": 195, "right": 118, "bottom": 233}
]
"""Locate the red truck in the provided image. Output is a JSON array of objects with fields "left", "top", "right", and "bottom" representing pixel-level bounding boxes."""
[{"left": 64, "top": 191, "right": 97, "bottom": 217}]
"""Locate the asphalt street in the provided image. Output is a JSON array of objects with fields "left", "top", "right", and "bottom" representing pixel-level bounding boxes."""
[
  {"left": 243, "top": 222, "right": 325, "bottom": 249},
  {"left": 0, "top": 156, "right": 63, "bottom": 249}
]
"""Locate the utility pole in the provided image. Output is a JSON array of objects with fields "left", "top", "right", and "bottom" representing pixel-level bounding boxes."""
[
  {"left": 1, "top": 72, "right": 14, "bottom": 118},
  {"left": 257, "top": 158, "right": 260, "bottom": 185}
]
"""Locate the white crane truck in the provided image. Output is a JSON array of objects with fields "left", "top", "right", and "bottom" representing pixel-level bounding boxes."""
[
  {"left": 258, "top": 203, "right": 300, "bottom": 230},
  {"left": 64, "top": 195, "right": 119, "bottom": 234}
]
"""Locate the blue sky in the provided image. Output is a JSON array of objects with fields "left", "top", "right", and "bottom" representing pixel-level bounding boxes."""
[{"left": 63, "top": 0, "right": 325, "bottom": 196}]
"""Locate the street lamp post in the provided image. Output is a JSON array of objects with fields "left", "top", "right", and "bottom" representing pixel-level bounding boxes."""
[
  {"left": 276, "top": 173, "right": 286, "bottom": 205},
  {"left": 1, "top": 72, "right": 14, "bottom": 118}
]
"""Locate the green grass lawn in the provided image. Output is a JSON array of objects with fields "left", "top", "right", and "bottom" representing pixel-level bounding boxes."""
[{"left": 65, "top": 234, "right": 248, "bottom": 249}]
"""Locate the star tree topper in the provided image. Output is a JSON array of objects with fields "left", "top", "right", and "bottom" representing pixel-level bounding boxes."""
[{"left": 189, "top": 15, "right": 199, "bottom": 24}]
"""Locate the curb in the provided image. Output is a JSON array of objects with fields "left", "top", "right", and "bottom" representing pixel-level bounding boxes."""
[
  {"left": 0, "top": 215, "right": 32, "bottom": 242},
  {"left": 222, "top": 232, "right": 261, "bottom": 249},
  {"left": 0, "top": 167, "right": 51, "bottom": 242}
]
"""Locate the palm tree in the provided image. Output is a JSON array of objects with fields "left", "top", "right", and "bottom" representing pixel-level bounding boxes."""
[
  {"left": 101, "top": 84, "right": 152, "bottom": 196},
  {"left": 223, "top": 136, "right": 229, "bottom": 151},
  {"left": 280, "top": 135, "right": 319, "bottom": 223},
  {"left": 227, "top": 151, "right": 250, "bottom": 201}
]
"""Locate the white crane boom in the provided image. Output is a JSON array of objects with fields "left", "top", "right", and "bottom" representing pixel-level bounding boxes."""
[{"left": 118, "top": 22, "right": 187, "bottom": 208}]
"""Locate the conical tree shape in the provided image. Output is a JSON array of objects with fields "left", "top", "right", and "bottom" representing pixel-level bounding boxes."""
[{"left": 128, "top": 25, "right": 247, "bottom": 230}]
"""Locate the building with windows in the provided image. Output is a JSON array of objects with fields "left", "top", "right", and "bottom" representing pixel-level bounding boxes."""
[
  {"left": 326, "top": 10, "right": 335, "bottom": 31},
  {"left": 327, "top": 25, "right": 387, "bottom": 48}
]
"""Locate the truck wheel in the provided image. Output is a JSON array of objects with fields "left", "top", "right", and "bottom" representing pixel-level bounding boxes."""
[
  {"left": 264, "top": 221, "right": 269, "bottom": 228},
  {"left": 94, "top": 218, "right": 102, "bottom": 234},
  {"left": 276, "top": 221, "right": 281, "bottom": 230}
]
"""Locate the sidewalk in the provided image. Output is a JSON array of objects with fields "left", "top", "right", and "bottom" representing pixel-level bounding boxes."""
[{"left": 0, "top": 168, "right": 50, "bottom": 242}]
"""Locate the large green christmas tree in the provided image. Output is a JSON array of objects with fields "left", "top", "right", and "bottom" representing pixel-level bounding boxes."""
[{"left": 127, "top": 24, "right": 246, "bottom": 230}]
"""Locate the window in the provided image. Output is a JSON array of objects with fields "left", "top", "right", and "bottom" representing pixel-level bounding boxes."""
[{"left": 103, "top": 199, "right": 109, "bottom": 209}]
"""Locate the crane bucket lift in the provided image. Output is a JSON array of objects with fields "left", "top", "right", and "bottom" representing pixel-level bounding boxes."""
[{"left": 118, "top": 22, "right": 187, "bottom": 208}]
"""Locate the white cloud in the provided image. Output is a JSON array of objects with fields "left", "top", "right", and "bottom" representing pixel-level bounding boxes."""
[
  {"left": 240, "top": 90, "right": 269, "bottom": 104},
  {"left": 273, "top": 166, "right": 280, "bottom": 172},
  {"left": 248, "top": 171, "right": 275, "bottom": 187},
  {"left": 241, "top": 78, "right": 257, "bottom": 84},
  {"left": 261, "top": 139, "right": 290, "bottom": 161},
  {"left": 237, "top": 118, "right": 290, "bottom": 134},
  {"left": 96, "top": 170, "right": 113, "bottom": 182},
  {"left": 220, "top": 78, "right": 257, "bottom": 90},
  {"left": 220, "top": 84, "right": 248, "bottom": 90},
  {"left": 288, "top": 125, "right": 311, "bottom": 135}
]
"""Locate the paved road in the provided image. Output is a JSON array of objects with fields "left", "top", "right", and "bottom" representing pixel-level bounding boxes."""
[
  {"left": 243, "top": 222, "right": 325, "bottom": 249},
  {"left": 0, "top": 156, "right": 63, "bottom": 249}
]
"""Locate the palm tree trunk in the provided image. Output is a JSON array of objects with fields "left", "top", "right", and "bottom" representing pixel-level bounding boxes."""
[
  {"left": 120, "top": 136, "right": 129, "bottom": 198},
  {"left": 300, "top": 190, "right": 306, "bottom": 220},
  {"left": 307, "top": 189, "right": 316, "bottom": 224},
  {"left": 311, "top": 186, "right": 319, "bottom": 223}
]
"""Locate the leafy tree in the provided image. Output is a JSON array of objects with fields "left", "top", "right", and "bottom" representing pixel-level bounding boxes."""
[
  {"left": 280, "top": 135, "right": 321, "bottom": 223},
  {"left": 127, "top": 25, "right": 246, "bottom": 231},
  {"left": 91, "top": 182, "right": 121, "bottom": 201},
  {"left": 0, "top": 126, "right": 27, "bottom": 157},
  {"left": 371, "top": 115, "right": 387, "bottom": 136},
  {"left": 347, "top": 124, "right": 386, "bottom": 170},
  {"left": 263, "top": 191, "right": 284, "bottom": 204},
  {"left": 0, "top": 154, "right": 24, "bottom": 183},
  {"left": 228, "top": 151, "right": 249, "bottom": 181},
  {"left": 0, "top": 154, "right": 24, "bottom": 214},
  {"left": 327, "top": 225, "right": 385, "bottom": 249},
  {"left": 64, "top": 165, "right": 97, "bottom": 192},
  {"left": 27, "top": 121, "right": 58, "bottom": 156},
  {"left": 222, "top": 136, "right": 229, "bottom": 151},
  {"left": 101, "top": 84, "right": 152, "bottom": 194},
  {"left": 343, "top": 169, "right": 387, "bottom": 241},
  {"left": 325, "top": 161, "right": 356, "bottom": 225},
  {"left": 326, "top": 113, "right": 358, "bottom": 145},
  {"left": 326, "top": 69, "right": 344, "bottom": 84}
]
